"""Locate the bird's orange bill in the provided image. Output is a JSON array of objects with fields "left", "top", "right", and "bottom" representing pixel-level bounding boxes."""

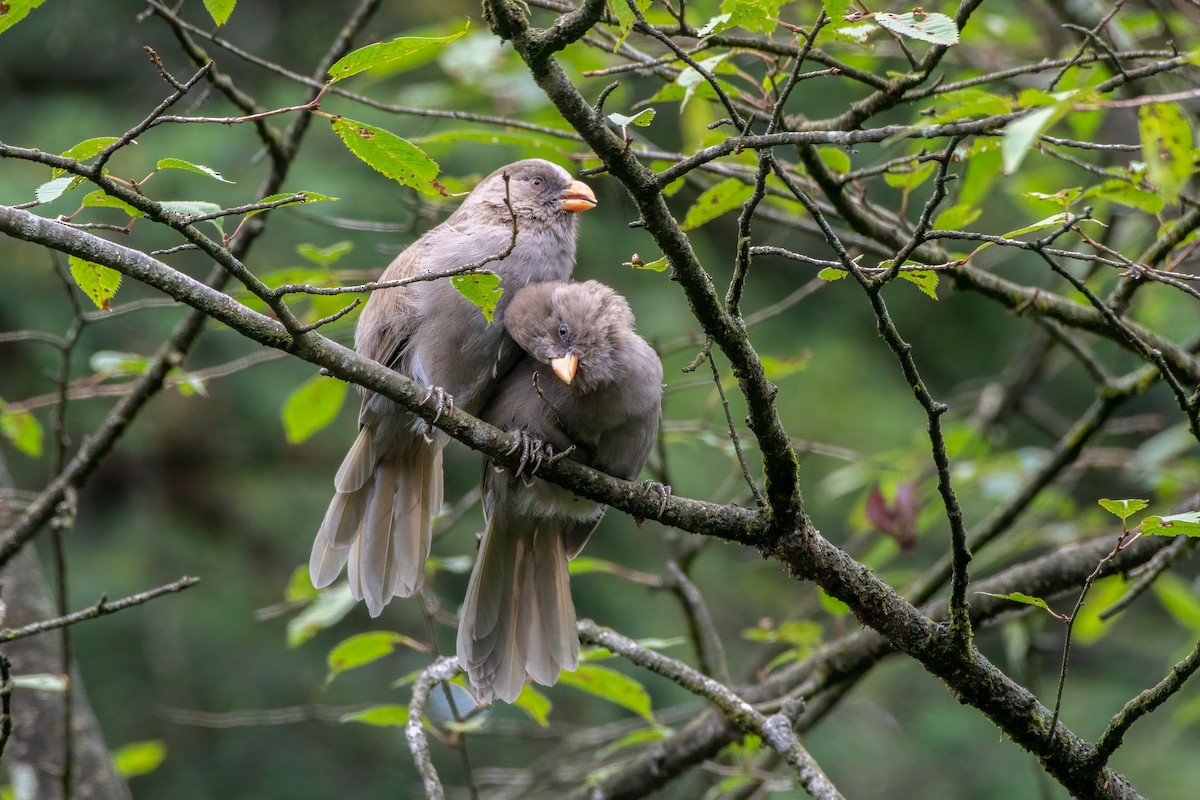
[
  {"left": 550, "top": 354, "right": 579, "bottom": 384},
  {"left": 560, "top": 180, "right": 597, "bottom": 213}
]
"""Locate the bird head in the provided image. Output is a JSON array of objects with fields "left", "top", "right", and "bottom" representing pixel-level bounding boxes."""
[{"left": 466, "top": 159, "right": 596, "bottom": 226}]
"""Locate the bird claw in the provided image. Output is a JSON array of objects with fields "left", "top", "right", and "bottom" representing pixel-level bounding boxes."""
[
  {"left": 505, "top": 431, "right": 554, "bottom": 479},
  {"left": 418, "top": 385, "right": 455, "bottom": 441},
  {"left": 642, "top": 480, "right": 672, "bottom": 516}
]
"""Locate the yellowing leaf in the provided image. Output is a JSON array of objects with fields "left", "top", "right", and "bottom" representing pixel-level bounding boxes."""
[
  {"left": 202, "top": 0, "right": 235, "bottom": 26},
  {"left": 0, "top": 0, "right": 51, "bottom": 36},
  {"left": 331, "top": 117, "right": 443, "bottom": 196},
  {"left": 68, "top": 256, "right": 121, "bottom": 311},
  {"left": 1139, "top": 103, "right": 1195, "bottom": 204}
]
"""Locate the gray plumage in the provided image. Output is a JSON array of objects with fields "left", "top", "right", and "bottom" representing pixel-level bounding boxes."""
[
  {"left": 457, "top": 280, "right": 664, "bottom": 703},
  {"left": 310, "top": 160, "right": 597, "bottom": 617}
]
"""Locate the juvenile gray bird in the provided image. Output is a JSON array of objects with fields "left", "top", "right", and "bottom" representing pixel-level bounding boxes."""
[
  {"left": 457, "top": 280, "right": 664, "bottom": 703},
  {"left": 310, "top": 160, "right": 597, "bottom": 617}
]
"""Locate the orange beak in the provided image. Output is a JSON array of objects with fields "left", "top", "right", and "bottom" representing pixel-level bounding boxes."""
[
  {"left": 560, "top": 180, "right": 597, "bottom": 213},
  {"left": 550, "top": 354, "right": 579, "bottom": 384}
]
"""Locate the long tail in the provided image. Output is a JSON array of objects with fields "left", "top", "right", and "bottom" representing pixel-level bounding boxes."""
[
  {"left": 309, "top": 428, "right": 443, "bottom": 616},
  {"left": 457, "top": 502, "right": 578, "bottom": 703}
]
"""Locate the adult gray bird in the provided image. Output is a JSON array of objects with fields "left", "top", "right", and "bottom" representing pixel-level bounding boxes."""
[
  {"left": 458, "top": 279, "right": 663, "bottom": 703},
  {"left": 310, "top": 160, "right": 597, "bottom": 617}
]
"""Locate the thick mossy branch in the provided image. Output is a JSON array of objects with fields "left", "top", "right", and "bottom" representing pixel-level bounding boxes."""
[{"left": 482, "top": 0, "right": 805, "bottom": 538}]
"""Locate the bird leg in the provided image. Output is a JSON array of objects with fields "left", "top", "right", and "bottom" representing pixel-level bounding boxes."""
[
  {"left": 641, "top": 480, "right": 672, "bottom": 517},
  {"left": 418, "top": 385, "right": 455, "bottom": 442},
  {"left": 504, "top": 430, "right": 555, "bottom": 479}
]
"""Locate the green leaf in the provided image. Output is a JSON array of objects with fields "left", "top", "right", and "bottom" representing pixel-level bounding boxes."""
[
  {"left": 245, "top": 190, "right": 338, "bottom": 220},
  {"left": 35, "top": 175, "right": 82, "bottom": 204},
  {"left": 287, "top": 584, "right": 356, "bottom": 647},
  {"left": 596, "top": 726, "right": 671, "bottom": 759},
  {"left": 608, "top": 108, "right": 656, "bottom": 128},
  {"left": 873, "top": 11, "right": 959, "bottom": 45},
  {"left": 90, "top": 350, "right": 150, "bottom": 377},
  {"left": 817, "top": 267, "right": 847, "bottom": 281},
  {"left": 817, "top": 146, "right": 851, "bottom": 173},
  {"left": 681, "top": 178, "right": 755, "bottom": 231},
  {"left": 1138, "top": 103, "right": 1195, "bottom": 204},
  {"left": 297, "top": 241, "right": 353, "bottom": 268},
  {"left": 1003, "top": 104, "right": 1068, "bottom": 174},
  {"left": 932, "top": 203, "right": 981, "bottom": 230},
  {"left": 112, "top": 740, "right": 167, "bottom": 778},
  {"left": 607, "top": 0, "right": 651, "bottom": 47},
  {"left": 327, "top": 23, "right": 470, "bottom": 83},
  {"left": 284, "top": 565, "right": 319, "bottom": 603},
  {"left": 568, "top": 557, "right": 624, "bottom": 577},
  {"left": 976, "top": 591, "right": 1056, "bottom": 614},
  {"left": 159, "top": 200, "right": 224, "bottom": 237},
  {"left": 69, "top": 256, "right": 122, "bottom": 311},
  {"left": 512, "top": 685, "right": 552, "bottom": 728},
  {"left": 49, "top": 136, "right": 121, "bottom": 178},
  {"left": 1142, "top": 512, "right": 1200, "bottom": 537},
  {"left": 326, "top": 632, "right": 427, "bottom": 685},
  {"left": 451, "top": 272, "right": 502, "bottom": 323},
  {"left": 82, "top": 190, "right": 141, "bottom": 217},
  {"left": 818, "top": 588, "right": 851, "bottom": 617},
  {"left": 1098, "top": 498, "right": 1149, "bottom": 521},
  {"left": 898, "top": 269, "right": 939, "bottom": 300},
  {"left": 0, "top": 0, "right": 51, "bottom": 36},
  {"left": 331, "top": 117, "right": 443, "bottom": 196},
  {"left": 0, "top": 404, "right": 43, "bottom": 458},
  {"left": 202, "top": 0, "right": 235, "bottom": 26},
  {"left": 1083, "top": 179, "right": 1165, "bottom": 214},
  {"left": 624, "top": 254, "right": 668, "bottom": 271},
  {"left": 340, "top": 705, "right": 409, "bottom": 727},
  {"left": 759, "top": 353, "right": 809, "bottom": 381},
  {"left": 1074, "top": 575, "right": 1125, "bottom": 645},
  {"left": 701, "top": 0, "right": 788, "bottom": 35},
  {"left": 559, "top": 664, "right": 655, "bottom": 723},
  {"left": 674, "top": 53, "right": 731, "bottom": 109},
  {"left": 883, "top": 160, "right": 936, "bottom": 190},
  {"left": 281, "top": 375, "right": 349, "bottom": 445},
  {"left": 156, "top": 158, "right": 234, "bottom": 183},
  {"left": 822, "top": 0, "right": 851, "bottom": 22},
  {"left": 1151, "top": 573, "right": 1200, "bottom": 631}
]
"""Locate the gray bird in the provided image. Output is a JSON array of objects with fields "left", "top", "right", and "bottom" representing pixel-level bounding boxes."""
[
  {"left": 310, "top": 160, "right": 597, "bottom": 617},
  {"left": 457, "top": 279, "right": 664, "bottom": 703}
]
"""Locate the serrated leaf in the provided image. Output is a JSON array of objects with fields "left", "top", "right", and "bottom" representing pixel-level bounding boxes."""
[
  {"left": 68, "top": 256, "right": 121, "bottom": 311},
  {"left": 608, "top": 108, "right": 656, "bottom": 128},
  {"left": 156, "top": 158, "right": 234, "bottom": 183},
  {"left": 112, "top": 740, "right": 167, "bottom": 778},
  {"left": 12, "top": 673, "right": 67, "bottom": 691},
  {"left": 976, "top": 591, "right": 1055, "bottom": 614},
  {"left": 202, "top": 0, "right": 235, "bottom": 26},
  {"left": 607, "top": 0, "right": 652, "bottom": 48},
  {"left": 1139, "top": 103, "right": 1194, "bottom": 204},
  {"left": 340, "top": 705, "right": 409, "bottom": 727},
  {"left": 822, "top": 0, "right": 851, "bottom": 22},
  {"left": 681, "top": 178, "right": 754, "bottom": 231},
  {"left": 817, "top": 267, "right": 847, "bottom": 281},
  {"left": 285, "top": 565, "right": 319, "bottom": 603},
  {"left": 287, "top": 583, "right": 356, "bottom": 647},
  {"left": 559, "top": 664, "right": 655, "bottom": 723},
  {"left": 328, "top": 23, "right": 470, "bottom": 83},
  {"left": 0, "top": 405, "right": 43, "bottom": 458},
  {"left": 701, "top": 0, "right": 788, "bottom": 35},
  {"left": 451, "top": 272, "right": 502, "bottom": 323},
  {"left": 281, "top": 375, "right": 348, "bottom": 444},
  {"left": 35, "top": 175, "right": 81, "bottom": 204},
  {"left": 245, "top": 190, "right": 338, "bottom": 220},
  {"left": 1142, "top": 512, "right": 1200, "bottom": 537},
  {"left": 1098, "top": 498, "right": 1149, "bottom": 521},
  {"left": 56, "top": 136, "right": 119, "bottom": 171},
  {"left": 326, "top": 631, "right": 427, "bottom": 685},
  {"left": 297, "top": 241, "right": 353, "bottom": 267},
  {"left": 82, "top": 190, "right": 141, "bottom": 217},
  {"left": 874, "top": 11, "right": 959, "bottom": 45},
  {"left": 932, "top": 203, "right": 981, "bottom": 230},
  {"left": 513, "top": 685, "right": 552, "bottom": 728},
  {"left": 331, "top": 117, "right": 442, "bottom": 196},
  {"left": 898, "top": 269, "right": 938, "bottom": 300},
  {"left": 0, "top": 0, "right": 50, "bottom": 36}
]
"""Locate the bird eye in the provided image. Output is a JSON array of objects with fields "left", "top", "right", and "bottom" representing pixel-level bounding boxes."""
[
  {"left": 558, "top": 323, "right": 569, "bottom": 337},
  {"left": 530, "top": 177, "right": 543, "bottom": 187}
]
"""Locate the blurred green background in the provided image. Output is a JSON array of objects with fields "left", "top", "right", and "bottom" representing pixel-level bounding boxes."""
[{"left": 2, "top": 1, "right": 1200, "bottom": 797}]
